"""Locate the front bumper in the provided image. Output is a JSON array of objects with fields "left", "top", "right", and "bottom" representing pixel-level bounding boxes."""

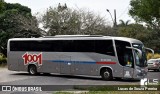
[{"left": 134, "top": 67, "right": 148, "bottom": 79}]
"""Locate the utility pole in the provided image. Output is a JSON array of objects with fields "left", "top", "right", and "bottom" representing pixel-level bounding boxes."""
[
  {"left": 106, "top": 9, "right": 117, "bottom": 27},
  {"left": 114, "top": 9, "right": 117, "bottom": 27}
]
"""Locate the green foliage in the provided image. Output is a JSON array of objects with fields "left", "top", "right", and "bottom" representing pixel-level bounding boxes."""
[
  {"left": 118, "top": 23, "right": 149, "bottom": 42},
  {"left": 129, "top": 0, "right": 160, "bottom": 52},
  {"left": 147, "top": 53, "right": 160, "bottom": 60},
  {"left": 55, "top": 92, "right": 74, "bottom": 94},
  {"left": 0, "top": 1, "right": 159, "bottom": 57},
  {"left": 0, "top": 53, "right": 7, "bottom": 65},
  {"left": 40, "top": 4, "right": 112, "bottom": 36},
  {"left": 119, "top": 20, "right": 130, "bottom": 27},
  {"left": 84, "top": 91, "right": 157, "bottom": 94},
  {"left": 129, "top": 0, "right": 160, "bottom": 29},
  {"left": 0, "top": 1, "right": 42, "bottom": 56},
  {"left": 0, "top": 0, "right": 5, "bottom": 13},
  {"left": 117, "top": 21, "right": 160, "bottom": 53},
  {"left": 4, "top": 3, "right": 32, "bottom": 17}
]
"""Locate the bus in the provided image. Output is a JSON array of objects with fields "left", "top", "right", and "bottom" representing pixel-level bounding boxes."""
[{"left": 7, "top": 35, "right": 154, "bottom": 80}]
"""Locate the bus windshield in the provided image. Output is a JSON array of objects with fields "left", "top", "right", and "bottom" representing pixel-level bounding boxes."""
[{"left": 132, "top": 43, "right": 147, "bottom": 67}]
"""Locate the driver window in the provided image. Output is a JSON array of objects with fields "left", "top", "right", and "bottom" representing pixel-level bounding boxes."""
[
  {"left": 124, "top": 50, "right": 133, "bottom": 67},
  {"left": 115, "top": 40, "right": 134, "bottom": 68}
]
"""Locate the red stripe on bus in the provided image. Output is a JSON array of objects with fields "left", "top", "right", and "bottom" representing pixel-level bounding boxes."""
[{"left": 96, "top": 62, "right": 116, "bottom": 64}]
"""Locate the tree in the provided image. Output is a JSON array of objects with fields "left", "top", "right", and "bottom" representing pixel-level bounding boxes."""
[
  {"left": 129, "top": 0, "right": 160, "bottom": 30},
  {"left": 39, "top": 3, "right": 111, "bottom": 36},
  {"left": 0, "top": 1, "right": 42, "bottom": 56},
  {"left": 0, "top": 0, "right": 5, "bottom": 13},
  {"left": 129, "top": 0, "right": 160, "bottom": 53},
  {"left": 118, "top": 24, "right": 160, "bottom": 52},
  {"left": 118, "top": 20, "right": 130, "bottom": 27},
  {"left": 117, "top": 23, "right": 151, "bottom": 47}
]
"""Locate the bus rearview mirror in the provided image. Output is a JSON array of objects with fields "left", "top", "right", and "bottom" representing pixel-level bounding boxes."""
[
  {"left": 144, "top": 47, "right": 154, "bottom": 58},
  {"left": 126, "top": 46, "right": 142, "bottom": 59}
]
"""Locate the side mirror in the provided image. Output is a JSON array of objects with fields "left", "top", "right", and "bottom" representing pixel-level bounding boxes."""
[
  {"left": 126, "top": 46, "right": 142, "bottom": 58},
  {"left": 144, "top": 47, "right": 154, "bottom": 58}
]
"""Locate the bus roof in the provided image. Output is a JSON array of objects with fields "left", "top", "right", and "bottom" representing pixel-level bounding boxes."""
[{"left": 8, "top": 35, "right": 142, "bottom": 44}]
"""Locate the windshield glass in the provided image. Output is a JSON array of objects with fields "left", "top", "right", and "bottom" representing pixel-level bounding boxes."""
[{"left": 132, "top": 43, "right": 147, "bottom": 67}]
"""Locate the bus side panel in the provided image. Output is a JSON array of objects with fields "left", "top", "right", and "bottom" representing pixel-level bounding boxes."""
[
  {"left": 8, "top": 51, "right": 124, "bottom": 78},
  {"left": 37, "top": 52, "right": 97, "bottom": 75},
  {"left": 8, "top": 52, "right": 27, "bottom": 71},
  {"left": 8, "top": 52, "right": 18, "bottom": 71},
  {"left": 37, "top": 52, "right": 62, "bottom": 73},
  {"left": 69, "top": 53, "right": 96, "bottom": 75},
  {"left": 75, "top": 63, "right": 99, "bottom": 76},
  {"left": 37, "top": 60, "right": 60, "bottom": 73},
  {"left": 86, "top": 53, "right": 123, "bottom": 77},
  {"left": 54, "top": 52, "right": 123, "bottom": 77}
]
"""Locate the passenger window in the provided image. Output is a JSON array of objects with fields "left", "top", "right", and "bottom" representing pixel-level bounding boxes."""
[
  {"left": 74, "top": 40, "right": 94, "bottom": 52},
  {"left": 95, "top": 40, "right": 115, "bottom": 56}
]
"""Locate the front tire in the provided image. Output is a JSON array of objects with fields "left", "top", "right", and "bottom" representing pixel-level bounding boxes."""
[
  {"left": 101, "top": 68, "right": 113, "bottom": 81},
  {"left": 28, "top": 65, "right": 37, "bottom": 75}
]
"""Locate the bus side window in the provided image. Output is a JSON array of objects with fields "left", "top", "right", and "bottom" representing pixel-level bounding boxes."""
[
  {"left": 74, "top": 40, "right": 95, "bottom": 52},
  {"left": 95, "top": 40, "right": 115, "bottom": 56}
]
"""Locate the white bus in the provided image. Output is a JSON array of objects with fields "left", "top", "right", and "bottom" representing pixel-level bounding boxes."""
[{"left": 7, "top": 35, "right": 154, "bottom": 80}]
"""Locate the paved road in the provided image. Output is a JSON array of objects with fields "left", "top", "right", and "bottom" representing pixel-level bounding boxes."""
[
  {"left": 0, "top": 68, "right": 159, "bottom": 85},
  {"left": 147, "top": 70, "right": 160, "bottom": 79},
  {"left": 0, "top": 68, "right": 159, "bottom": 93},
  {"left": 0, "top": 68, "right": 137, "bottom": 85}
]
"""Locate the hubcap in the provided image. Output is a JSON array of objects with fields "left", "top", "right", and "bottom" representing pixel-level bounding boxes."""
[
  {"left": 104, "top": 71, "right": 110, "bottom": 78},
  {"left": 30, "top": 68, "right": 35, "bottom": 74}
]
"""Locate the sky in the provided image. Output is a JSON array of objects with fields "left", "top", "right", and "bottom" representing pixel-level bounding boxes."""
[{"left": 5, "top": 0, "right": 135, "bottom": 25}]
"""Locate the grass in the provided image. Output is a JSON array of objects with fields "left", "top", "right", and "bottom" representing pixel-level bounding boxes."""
[
  {"left": 0, "top": 63, "right": 7, "bottom": 68},
  {"left": 0, "top": 53, "right": 7, "bottom": 67},
  {"left": 54, "top": 91, "right": 160, "bottom": 94},
  {"left": 86, "top": 91, "right": 160, "bottom": 94},
  {"left": 55, "top": 85, "right": 160, "bottom": 94},
  {"left": 0, "top": 60, "right": 7, "bottom": 68},
  {"left": 55, "top": 92, "right": 74, "bottom": 94}
]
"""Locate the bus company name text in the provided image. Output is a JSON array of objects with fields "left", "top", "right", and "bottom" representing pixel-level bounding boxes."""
[{"left": 22, "top": 52, "right": 42, "bottom": 66}]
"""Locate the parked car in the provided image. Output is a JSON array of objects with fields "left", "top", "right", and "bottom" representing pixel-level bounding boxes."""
[{"left": 147, "top": 58, "right": 160, "bottom": 71}]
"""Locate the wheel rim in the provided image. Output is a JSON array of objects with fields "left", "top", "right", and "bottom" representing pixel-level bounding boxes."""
[
  {"left": 104, "top": 71, "right": 110, "bottom": 78},
  {"left": 30, "top": 67, "right": 35, "bottom": 74}
]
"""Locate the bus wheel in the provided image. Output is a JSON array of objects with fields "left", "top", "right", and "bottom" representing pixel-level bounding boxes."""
[
  {"left": 28, "top": 65, "right": 37, "bottom": 75},
  {"left": 101, "top": 68, "right": 113, "bottom": 80}
]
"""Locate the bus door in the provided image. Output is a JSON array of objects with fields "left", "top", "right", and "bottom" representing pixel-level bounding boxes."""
[
  {"left": 123, "top": 50, "right": 134, "bottom": 78},
  {"left": 59, "top": 55, "right": 72, "bottom": 74},
  {"left": 115, "top": 40, "right": 134, "bottom": 78}
]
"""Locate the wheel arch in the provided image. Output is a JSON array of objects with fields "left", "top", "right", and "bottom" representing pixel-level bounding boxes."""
[
  {"left": 28, "top": 64, "right": 37, "bottom": 72},
  {"left": 99, "top": 66, "right": 113, "bottom": 76}
]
